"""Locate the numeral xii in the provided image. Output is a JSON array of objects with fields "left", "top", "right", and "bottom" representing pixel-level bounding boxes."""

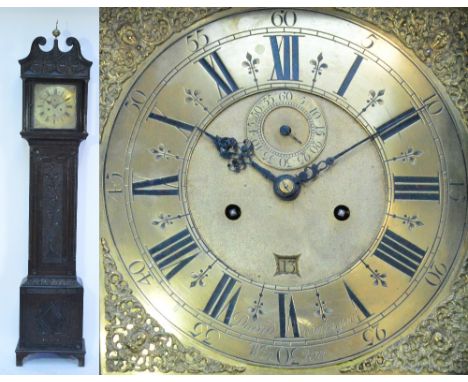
[{"left": 269, "top": 35, "right": 300, "bottom": 81}]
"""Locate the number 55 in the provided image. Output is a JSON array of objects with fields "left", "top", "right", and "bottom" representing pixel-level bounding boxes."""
[{"left": 186, "top": 29, "right": 209, "bottom": 52}]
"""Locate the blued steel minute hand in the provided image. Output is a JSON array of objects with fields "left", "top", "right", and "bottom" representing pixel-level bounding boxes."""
[{"left": 295, "top": 129, "right": 382, "bottom": 185}]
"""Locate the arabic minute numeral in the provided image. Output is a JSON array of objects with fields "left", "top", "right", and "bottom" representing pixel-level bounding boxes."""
[
  {"left": 425, "top": 94, "right": 444, "bottom": 115},
  {"left": 449, "top": 181, "right": 466, "bottom": 202},
  {"left": 105, "top": 172, "right": 123, "bottom": 194},
  {"left": 128, "top": 260, "right": 153, "bottom": 285},
  {"left": 186, "top": 29, "right": 209, "bottom": 52},
  {"left": 271, "top": 10, "right": 297, "bottom": 26},
  {"left": 361, "top": 33, "right": 377, "bottom": 49},
  {"left": 190, "top": 322, "right": 220, "bottom": 346},
  {"left": 276, "top": 347, "right": 298, "bottom": 366},
  {"left": 124, "top": 89, "right": 146, "bottom": 111},
  {"left": 362, "top": 324, "right": 387, "bottom": 346},
  {"left": 425, "top": 263, "right": 447, "bottom": 286}
]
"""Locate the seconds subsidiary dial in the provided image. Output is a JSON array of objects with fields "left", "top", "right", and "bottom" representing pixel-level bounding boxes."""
[{"left": 102, "top": 9, "right": 467, "bottom": 371}]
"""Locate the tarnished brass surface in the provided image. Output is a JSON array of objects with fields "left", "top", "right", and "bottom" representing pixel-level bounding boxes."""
[
  {"left": 33, "top": 84, "right": 77, "bottom": 129},
  {"left": 100, "top": 8, "right": 467, "bottom": 374}
]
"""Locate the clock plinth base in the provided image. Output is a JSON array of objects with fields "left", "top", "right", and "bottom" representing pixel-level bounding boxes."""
[
  {"left": 15, "top": 339, "right": 85, "bottom": 367},
  {"left": 16, "top": 276, "right": 85, "bottom": 367}
]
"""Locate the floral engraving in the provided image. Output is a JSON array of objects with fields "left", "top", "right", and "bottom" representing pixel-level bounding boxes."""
[
  {"left": 361, "top": 260, "right": 387, "bottom": 287},
  {"left": 242, "top": 52, "right": 260, "bottom": 84},
  {"left": 190, "top": 261, "right": 216, "bottom": 288},
  {"left": 314, "top": 291, "right": 332, "bottom": 320},
  {"left": 358, "top": 89, "right": 385, "bottom": 117},
  {"left": 388, "top": 213, "right": 424, "bottom": 231},
  {"left": 310, "top": 52, "right": 328, "bottom": 89},
  {"left": 150, "top": 143, "right": 182, "bottom": 161},
  {"left": 248, "top": 286, "right": 265, "bottom": 321},
  {"left": 386, "top": 147, "right": 423, "bottom": 165},
  {"left": 185, "top": 88, "right": 209, "bottom": 113},
  {"left": 152, "top": 213, "right": 188, "bottom": 230}
]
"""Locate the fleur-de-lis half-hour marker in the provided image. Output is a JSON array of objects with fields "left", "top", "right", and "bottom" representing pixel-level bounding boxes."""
[
  {"left": 190, "top": 261, "right": 216, "bottom": 288},
  {"left": 184, "top": 88, "right": 209, "bottom": 113},
  {"left": 149, "top": 143, "right": 181, "bottom": 161},
  {"left": 386, "top": 147, "right": 423, "bottom": 165},
  {"left": 314, "top": 290, "right": 332, "bottom": 320},
  {"left": 152, "top": 213, "right": 188, "bottom": 230},
  {"left": 358, "top": 89, "right": 385, "bottom": 117},
  {"left": 310, "top": 52, "right": 328, "bottom": 89},
  {"left": 388, "top": 213, "right": 424, "bottom": 231},
  {"left": 242, "top": 52, "right": 260, "bottom": 84},
  {"left": 361, "top": 260, "right": 387, "bottom": 287},
  {"left": 248, "top": 285, "right": 264, "bottom": 321}
]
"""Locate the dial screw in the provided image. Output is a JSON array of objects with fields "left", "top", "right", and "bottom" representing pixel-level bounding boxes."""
[
  {"left": 334, "top": 205, "right": 350, "bottom": 221},
  {"left": 225, "top": 204, "right": 241, "bottom": 220}
]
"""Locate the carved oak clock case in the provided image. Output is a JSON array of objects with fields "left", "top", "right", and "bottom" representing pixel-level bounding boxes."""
[
  {"left": 17, "top": 31, "right": 91, "bottom": 366},
  {"left": 100, "top": 8, "right": 467, "bottom": 374}
]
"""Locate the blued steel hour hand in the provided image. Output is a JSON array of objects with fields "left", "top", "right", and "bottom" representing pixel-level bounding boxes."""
[{"left": 193, "top": 126, "right": 278, "bottom": 183}]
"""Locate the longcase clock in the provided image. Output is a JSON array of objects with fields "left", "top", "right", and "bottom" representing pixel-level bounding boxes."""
[{"left": 16, "top": 27, "right": 92, "bottom": 367}]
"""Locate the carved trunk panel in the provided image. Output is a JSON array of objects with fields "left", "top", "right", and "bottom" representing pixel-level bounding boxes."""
[{"left": 28, "top": 142, "right": 78, "bottom": 275}]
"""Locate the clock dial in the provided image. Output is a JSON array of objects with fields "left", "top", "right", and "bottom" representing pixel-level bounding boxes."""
[
  {"left": 33, "top": 83, "right": 77, "bottom": 129},
  {"left": 102, "top": 9, "right": 467, "bottom": 370}
]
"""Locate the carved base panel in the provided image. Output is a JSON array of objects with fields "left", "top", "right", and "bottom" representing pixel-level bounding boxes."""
[{"left": 17, "top": 277, "right": 85, "bottom": 366}]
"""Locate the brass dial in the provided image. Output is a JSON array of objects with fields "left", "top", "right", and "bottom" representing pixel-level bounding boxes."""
[
  {"left": 33, "top": 83, "right": 77, "bottom": 129},
  {"left": 102, "top": 8, "right": 467, "bottom": 372}
]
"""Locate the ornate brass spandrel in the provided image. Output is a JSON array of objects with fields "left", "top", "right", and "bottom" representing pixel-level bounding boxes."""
[
  {"left": 101, "top": 238, "right": 245, "bottom": 374},
  {"left": 336, "top": 7, "right": 468, "bottom": 374},
  {"left": 340, "top": 256, "right": 468, "bottom": 374},
  {"left": 341, "top": 7, "right": 467, "bottom": 129},
  {"left": 99, "top": 7, "right": 222, "bottom": 136},
  {"left": 100, "top": 7, "right": 467, "bottom": 374}
]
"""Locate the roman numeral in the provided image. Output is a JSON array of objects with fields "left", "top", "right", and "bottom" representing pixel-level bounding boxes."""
[
  {"left": 203, "top": 273, "right": 241, "bottom": 325},
  {"left": 198, "top": 51, "right": 238, "bottom": 97},
  {"left": 374, "top": 228, "right": 427, "bottom": 278},
  {"left": 344, "top": 282, "right": 371, "bottom": 319},
  {"left": 278, "top": 293, "right": 300, "bottom": 338},
  {"left": 149, "top": 228, "right": 199, "bottom": 280},
  {"left": 337, "top": 55, "right": 363, "bottom": 97},
  {"left": 394, "top": 175, "right": 440, "bottom": 201},
  {"left": 376, "top": 107, "right": 421, "bottom": 141},
  {"left": 132, "top": 175, "right": 179, "bottom": 196},
  {"left": 148, "top": 113, "right": 195, "bottom": 133},
  {"left": 269, "top": 35, "right": 300, "bottom": 81}
]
